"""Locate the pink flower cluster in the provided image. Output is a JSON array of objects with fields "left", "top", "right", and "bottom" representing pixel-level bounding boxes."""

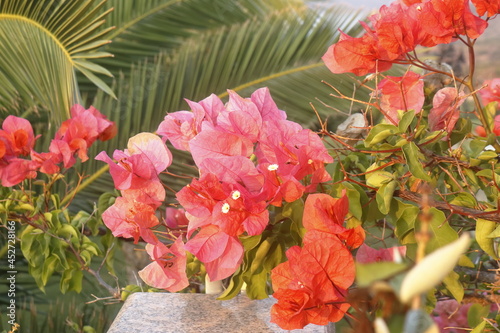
[
  {"left": 0, "top": 105, "right": 115, "bottom": 187},
  {"left": 96, "top": 133, "right": 188, "bottom": 292},
  {"left": 166, "top": 88, "right": 333, "bottom": 282},
  {"left": 97, "top": 88, "right": 333, "bottom": 291}
]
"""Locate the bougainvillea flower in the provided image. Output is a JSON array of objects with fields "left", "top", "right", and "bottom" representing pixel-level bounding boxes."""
[
  {"left": 121, "top": 180, "right": 165, "bottom": 209},
  {"left": 0, "top": 115, "right": 36, "bottom": 157},
  {"left": 478, "top": 78, "right": 500, "bottom": 106},
  {"left": 369, "top": 3, "right": 422, "bottom": 57},
  {"left": 428, "top": 87, "right": 465, "bottom": 132},
  {"left": 419, "top": 0, "right": 487, "bottom": 41},
  {"left": 49, "top": 140, "right": 77, "bottom": 168},
  {"left": 199, "top": 156, "right": 264, "bottom": 192},
  {"left": 376, "top": 71, "right": 424, "bottom": 125},
  {"left": 177, "top": 173, "right": 269, "bottom": 238},
  {"left": 356, "top": 243, "right": 407, "bottom": 263},
  {"left": 30, "top": 151, "right": 61, "bottom": 174},
  {"left": 55, "top": 105, "right": 115, "bottom": 162},
  {"left": 472, "top": 0, "right": 500, "bottom": 17},
  {"left": 184, "top": 225, "right": 244, "bottom": 281},
  {"left": 250, "top": 88, "right": 287, "bottom": 122},
  {"left": 217, "top": 90, "right": 263, "bottom": 143},
  {"left": 157, "top": 94, "right": 225, "bottom": 151},
  {"left": 270, "top": 237, "right": 354, "bottom": 330},
  {"left": 96, "top": 133, "right": 171, "bottom": 190},
  {"left": 476, "top": 115, "right": 500, "bottom": 136},
  {"left": 0, "top": 140, "right": 5, "bottom": 159},
  {"left": 138, "top": 238, "right": 189, "bottom": 292},
  {"left": 165, "top": 208, "right": 190, "bottom": 229},
  {"left": 157, "top": 111, "right": 198, "bottom": 151},
  {"left": 126, "top": 132, "right": 172, "bottom": 174},
  {"left": 322, "top": 26, "right": 394, "bottom": 76},
  {"left": 0, "top": 158, "right": 38, "bottom": 187},
  {"left": 189, "top": 129, "right": 254, "bottom": 167},
  {"left": 303, "top": 193, "right": 365, "bottom": 249},
  {"left": 257, "top": 163, "right": 305, "bottom": 206},
  {"left": 101, "top": 196, "right": 159, "bottom": 244}
]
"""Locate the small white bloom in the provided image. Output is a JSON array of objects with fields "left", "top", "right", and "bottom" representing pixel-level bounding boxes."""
[
  {"left": 221, "top": 203, "right": 230, "bottom": 214},
  {"left": 231, "top": 191, "right": 241, "bottom": 200},
  {"left": 307, "top": 159, "right": 313, "bottom": 165},
  {"left": 268, "top": 164, "right": 279, "bottom": 171}
]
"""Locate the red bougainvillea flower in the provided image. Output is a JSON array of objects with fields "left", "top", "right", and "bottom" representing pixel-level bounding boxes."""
[
  {"left": 419, "top": 0, "right": 487, "bottom": 41},
  {"left": 101, "top": 196, "right": 159, "bottom": 244},
  {"left": 257, "top": 162, "right": 305, "bottom": 206},
  {"left": 356, "top": 243, "right": 407, "bottom": 263},
  {"left": 270, "top": 236, "right": 354, "bottom": 330},
  {"left": 138, "top": 238, "right": 189, "bottom": 292},
  {"left": 302, "top": 193, "right": 365, "bottom": 249},
  {"left": 476, "top": 115, "right": 500, "bottom": 136},
  {"left": 472, "top": 0, "right": 500, "bottom": 17},
  {"left": 184, "top": 225, "right": 244, "bottom": 281},
  {"left": 478, "top": 78, "right": 500, "bottom": 106},
  {"left": 376, "top": 71, "right": 424, "bottom": 125},
  {"left": 177, "top": 173, "right": 269, "bottom": 238},
  {"left": 428, "top": 87, "right": 465, "bottom": 133},
  {"left": 55, "top": 105, "right": 115, "bottom": 164},
  {"left": 0, "top": 158, "right": 38, "bottom": 187},
  {"left": 121, "top": 180, "right": 166, "bottom": 209},
  {"left": 322, "top": 26, "right": 394, "bottom": 76},
  {"left": 165, "top": 208, "right": 190, "bottom": 229},
  {"left": 96, "top": 132, "right": 172, "bottom": 190},
  {"left": 0, "top": 115, "right": 36, "bottom": 157}
]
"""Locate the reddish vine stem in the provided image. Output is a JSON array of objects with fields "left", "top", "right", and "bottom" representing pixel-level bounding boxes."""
[{"left": 394, "top": 190, "right": 500, "bottom": 223}]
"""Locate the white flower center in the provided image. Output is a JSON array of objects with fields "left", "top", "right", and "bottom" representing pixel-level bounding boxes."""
[
  {"left": 231, "top": 191, "right": 241, "bottom": 200},
  {"left": 221, "top": 203, "right": 230, "bottom": 214},
  {"left": 268, "top": 164, "right": 279, "bottom": 171}
]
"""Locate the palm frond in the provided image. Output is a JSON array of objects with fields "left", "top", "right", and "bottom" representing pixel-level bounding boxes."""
[
  {"left": 68, "top": 5, "right": 368, "bottom": 210},
  {"left": 0, "top": 0, "right": 114, "bottom": 122},
  {"left": 91, "top": 0, "right": 307, "bottom": 79}
]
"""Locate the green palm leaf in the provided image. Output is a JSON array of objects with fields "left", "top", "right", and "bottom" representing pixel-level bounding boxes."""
[
  {"left": 86, "top": 0, "right": 308, "bottom": 83},
  {"left": 69, "top": 4, "right": 368, "bottom": 210},
  {"left": 0, "top": 0, "right": 115, "bottom": 122}
]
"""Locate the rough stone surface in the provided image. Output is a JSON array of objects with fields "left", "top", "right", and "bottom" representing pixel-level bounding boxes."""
[{"left": 107, "top": 292, "right": 327, "bottom": 332}]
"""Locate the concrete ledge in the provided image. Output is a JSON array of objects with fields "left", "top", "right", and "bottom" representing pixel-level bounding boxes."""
[{"left": 107, "top": 293, "right": 326, "bottom": 332}]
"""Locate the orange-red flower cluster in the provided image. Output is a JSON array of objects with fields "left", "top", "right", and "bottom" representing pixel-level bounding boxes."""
[
  {"left": 322, "top": 0, "right": 490, "bottom": 76},
  {"left": 0, "top": 105, "right": 115, "bottom": 187},
  {"left": 270, "top": 193, "right": 364, "bottom": 330}
]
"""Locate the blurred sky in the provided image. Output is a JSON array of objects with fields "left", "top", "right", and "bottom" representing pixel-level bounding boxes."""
[{"left": 332, "top": 0, "right": 392, "bottom": 9}]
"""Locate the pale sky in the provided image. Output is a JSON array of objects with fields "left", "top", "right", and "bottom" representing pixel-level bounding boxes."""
[{"left": 333, "top": 0, "right": 392, "bottom": 9}]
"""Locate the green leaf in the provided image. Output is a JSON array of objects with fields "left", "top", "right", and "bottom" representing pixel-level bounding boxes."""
[
  {"left": 392, "top": 200, "right": 419, "bottom": 241},
  {"left": 60, "top": 267, "right": 83, "bottom": 294},
  {"left": 217, "top": 266, "right": 245, "bottom": 300},
  {"left": 450, "top": 192, "right": 477, "bottom": 208},
  {"left": 467, "top": 303, "right": 490, "bottom": 328},
  {"left": 488, "top": 224, "right": 500, "bottom": 238},
  {"left": 476, "top": 218, "right": 498, "bottom": 259},
  {"left": 402, "top": 142, "right": 431, "bottom": 181},
  {"left": 470, "top": 321, "right": 487, "bottom": 333},
  {"left": 376, "top": 180, "right": 397, "bottom": 215},
  {"left": 443, "top": 271, "right": 464, "bottom": 302},
  {"left": 356, "top": 262, "right": 407, "bottom": 287},
  {"left": 365, "top": 124, "right": 400, "bottom": 147},
  {"left": 398, "top": 110, "right": 415, "bottom": 133},
  {"left": 423, "top": 208, "right": 459, "bottom": 253},
  {"left": 242, "top": 268, "right": 269, "bottom": 300}
]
